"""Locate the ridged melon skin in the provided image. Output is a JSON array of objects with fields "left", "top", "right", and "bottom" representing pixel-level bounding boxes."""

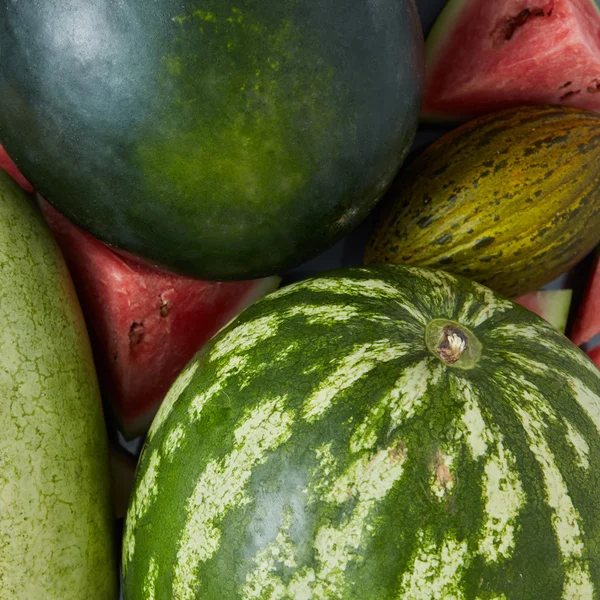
[
  {"left": 0, "top": 172, "right": 117, "bottom": 598},
  {"left": 0, "top": 0, "right": 423, "bottom": 280},
  {"left": 365, "top": 105, "right": 600, "bottom": 297},
  {"left": 123, "top": 264, "right": 600, "bottom": 599}
]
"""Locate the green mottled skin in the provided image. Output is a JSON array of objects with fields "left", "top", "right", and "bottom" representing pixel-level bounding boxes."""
[
  {"left": 0, "top": 0, "right": 423, "bottom": 279},
  {"left": 0, "top": 172, "right": 117, "bottom": 598},
  {"left": 124, "top": 264, "right": 600, "bottom": 599},
  {"left": 365, "top": 105, "right": 600, "bottom": 297}
]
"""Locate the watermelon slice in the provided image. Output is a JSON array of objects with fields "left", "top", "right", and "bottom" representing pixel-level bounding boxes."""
[
  {"left": 587, "top": 344, "right": 600, "bottom": 368},
  {"left": 0, "top": 143, "right": 34, "bottom": 192},
  {"left": 514, "top": 289, "right": 573, "bottom": 333},
  {"left": 422, "top": 0, "right": 600, "bottom": 120},
  {"left": 571, "top": 249, "right": 600, "bottom": 346},
  {"left": 40, "top": 200, "right": 280, "bottom": 439}
]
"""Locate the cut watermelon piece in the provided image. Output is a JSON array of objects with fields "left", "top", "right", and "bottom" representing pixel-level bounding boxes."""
[
  {"left": 571, "top": 249, "right": 600, "bottom": 346},
  {"left": 514, "top": 289, "right": 573, "bottom": 333},
  {"left": 423, "top": 0, "right": 600, "bottom": 120},
  {"left": 0, "top": 143, "right": 34, "bottom": 192},
  {"left": 40, "top": 199, "right": 280, "bottom": 439},
  {"left": 587, "top": 345, "right": 600, "bottom": 368}
]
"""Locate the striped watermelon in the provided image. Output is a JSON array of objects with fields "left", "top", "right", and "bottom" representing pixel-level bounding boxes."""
[{"left": 123, "top": 265, "right": 600, "bottom": 599}]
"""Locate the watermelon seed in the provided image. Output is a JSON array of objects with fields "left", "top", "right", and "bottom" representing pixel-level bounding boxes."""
[
  {"left": 501, "top": 6, "right": 547, "bottom": 41},
  {"left": 559, "top": 81, "right": 572, "bottom": 89},
  {"left": 560, "top": 89, "right": 581, "bottom": 101},
  {"left": 128, "top": 322, "right": 145, "bottom": 347}
]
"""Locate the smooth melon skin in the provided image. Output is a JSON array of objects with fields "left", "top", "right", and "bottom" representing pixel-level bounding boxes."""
[
  {"left": 0, "top": 0, "right": 424, "bottom": 281},
  {"left": 123, "top": 264, "right": 600, "bottom": 599},
  {"left": 0, "top": 171, "right": 117, "bottom": 598}
]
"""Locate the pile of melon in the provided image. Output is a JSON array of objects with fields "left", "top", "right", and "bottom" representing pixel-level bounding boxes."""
[{"left": 1, "top": 0, "right": 600, "bottom": 599}]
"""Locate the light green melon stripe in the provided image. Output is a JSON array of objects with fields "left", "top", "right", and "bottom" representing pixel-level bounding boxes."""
[
  {"left": 188, "top": 353, "right": 250, "bottom": 421},
  {"left": 398, "top": 530, "right": 468, "bottom": 600},
  {"left": 567, "top": 375, "right": 600, "bottom": 434},
  {"left": 303, "top": 340, "right": 410, "bottom": 422},
  {"left": 478, "top": 438, "right": 524, "bottom": 563},
  {"left": 173, "top": 396, "right": 293, "bottom": 600},
  {"left": 500, "top": 352, "right": 549, "bottom": 375},
  {"left": 143, "top": 556, "right": 159, "bottom": 600},
  {"left": 456, "top": 378, "right": 493, "bottom": 459},
  {"left": 242, "top": 512, "right": 298, "bottom": 599},
  {"left": 265, "top": 277, "right": 427, "bottom": 324},
  {"left": 515, "top": 403, "right": 594, "bottom": 599},
  {"left": 148, "top": 361, "right": 200, "bottom": 440},
  {"left": 350, "top": 358, "right": 441, "bottom": 454},
  {"left": 564, "top": 420, "right": 590, "bottom": 470},
  {"left": 265, "top": 277, "right": 402, "bottom": 302},
  {"left": 209, "top": 313, "right": 281, "bottom": 362},
  {"left": 462, "top": 281, "right": 513, "bottom": 328},
  {"left": 388, "top": 358, "right": 442, "bottom": 428},
  {"left": 123, "top": 450, "right": 162, "bottom": 572}
]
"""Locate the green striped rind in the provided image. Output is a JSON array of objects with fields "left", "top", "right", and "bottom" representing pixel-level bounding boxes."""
[
  {"left": 364, "top": 105, "right": 600, "bottom": 297},
  {"left": 123, "top": 264, "right": 600, "bottom": 599}
]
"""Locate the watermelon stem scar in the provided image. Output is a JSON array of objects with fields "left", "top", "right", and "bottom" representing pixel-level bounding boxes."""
[{"left": 425, "top": 319, "right": 482, "bottom": 369}]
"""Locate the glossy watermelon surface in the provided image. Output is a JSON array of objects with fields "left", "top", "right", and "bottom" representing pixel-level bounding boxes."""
[
  {"left": 123, "top": 264, "right": 600, "bottom": 600},
  {"left": 0, "top": 0, "right": 424, "bottom": 280}
]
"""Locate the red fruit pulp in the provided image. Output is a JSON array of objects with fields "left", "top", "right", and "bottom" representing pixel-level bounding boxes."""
[
  {"left": 0, "top": 143, "right": 34, "bottom": 192},
  {"left": 41, "top": 200, "right": 280, "bottom": 439},
  {"left": 423, "top": 0, "right": 600, "bottom": 119},
  {"left": 571, "top": 251, "right": 600, "bottom": 346}
]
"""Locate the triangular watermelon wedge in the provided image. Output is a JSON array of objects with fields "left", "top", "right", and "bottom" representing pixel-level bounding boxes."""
[
  {"left": 40, "top": 200, "right": 280, "bottom": 439},
  {"left": 0, "top": 143, "right": 33, "bottom": 192},
  {"left": 423, "top": 0, "right": 600, "bottom": 120},
  {"left": 570, "top": 248, "right": 600, "bottom": 346},
  {"left": 514, "top": 289, "right": 573, "bottom": 333}
]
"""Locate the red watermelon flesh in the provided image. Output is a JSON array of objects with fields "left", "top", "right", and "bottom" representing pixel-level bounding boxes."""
[
  {"left": 40, "top": 199, "right": 280, "bottom": 439},
  {"left": 587, "top": 345, "right": 600, "bottom": 368},
  {"left": 0, "top": 143, "right": 34, "bottom": 192},
  {"left": 514, "top": 288, "right": 573, "bottom": 333},
  {"left": 571, "top": 250, "right": 600, "bottom": 346},
  {"left": 423, "top": 0, "right": 600, "bottom": 120}
]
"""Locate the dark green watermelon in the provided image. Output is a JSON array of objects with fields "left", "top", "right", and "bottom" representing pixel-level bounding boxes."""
[{"left": 0, "top": 0, "right": 424, "bottom": 280}]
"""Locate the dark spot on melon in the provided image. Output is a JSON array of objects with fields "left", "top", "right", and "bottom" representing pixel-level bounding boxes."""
[
  {"left": 474, "top": 236, "right": 495, "bottom": 249},
  {"left": 160, "top": 301, "right": 170, "bottom": 317},
  {"left": 493, "top": 215, "right": 499, "bottom": 222},
  {"left": 433, "top": 165, "right": 448, "bottom": 177},
  {"left": 434, "top": 233, "right": 452, "bottom": 245},
  {"left": 479, "top": 256, "right": 493, "bottom": 263},
  {"left": 467, "top": 228, "right": 474, "bottom": 234},
  {"left": 501, "top": 7, "right": 547, "bottom": 41},
  {"left": 439, "top": 256, "right": 453, "bottom": 265},
  {"left": 423, "top": 194, "right": 433, "bottom": 205},
  {"left": 129, "top": 322, "right": 145, "bottom": 347},
  {"left": 559, "top": 81, "right": 572, "bottom": 89},
  {"left": 418, "top": 215, "right": 434, "bottom": 228}
]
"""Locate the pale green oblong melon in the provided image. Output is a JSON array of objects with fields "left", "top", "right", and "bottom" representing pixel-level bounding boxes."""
[{"left": 0, "top": 171, "right": 117, "bottom": 598}]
